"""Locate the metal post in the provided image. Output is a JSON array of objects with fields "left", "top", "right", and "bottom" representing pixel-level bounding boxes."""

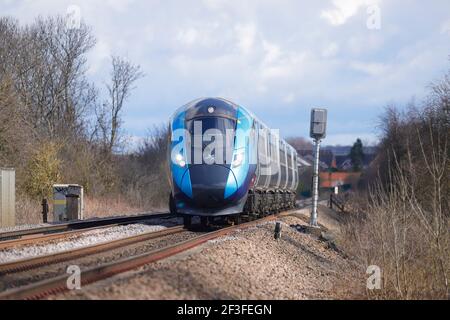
[
  {"left": 42, "top": 199, "right": 48, "bottom": 223},
  {"left": 310, "top": 139, "right": 321, "bottom": 227},
  {"left": 274, "top": 221, "right": 282, "bottom": 240}
]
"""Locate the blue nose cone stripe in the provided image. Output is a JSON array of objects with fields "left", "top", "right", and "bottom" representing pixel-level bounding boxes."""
[
  {"left": 224, "top": 107, "right": 252, "bottom": 199},
  {"left": 171, "top": 111, "right": 193, "bottom": 198},
  {"left": 224, "top": 169, "right": 238, "bottom": 199}
]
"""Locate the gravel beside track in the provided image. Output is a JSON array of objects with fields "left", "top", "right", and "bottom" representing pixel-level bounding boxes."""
[{"left": 52, "top": 210, "right": 360, "bottom": 300}]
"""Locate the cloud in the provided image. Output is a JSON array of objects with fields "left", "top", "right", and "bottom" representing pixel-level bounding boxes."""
[
  {"left": 321, "top": 0, "right": 381, "bottom": 26},
  {"left": 1, "top": 0, "right": 449, "bottom": 146},
  {"left": 321, "top": 0, "right": 366, "bottom": 26},
  {"left": 234, "top": 23, "right": 257, "bottom": 54},
  {"left": 350, "top": 61, "right": 389, "bottom": 76},
  {"left": 105, "top": 0, "right": 135, "bottom": 12},
  {"left": 283, "top": 93, "right": 296, "bottom": 104},
  {"left": 441, "top": 20, "right": 450, "bottom": 34},
  {"left": 177, "top": 27, "right": 199, "bottom": 46},
  {"left": 322, "top": 42, "right": 339, "bottom": 58}
]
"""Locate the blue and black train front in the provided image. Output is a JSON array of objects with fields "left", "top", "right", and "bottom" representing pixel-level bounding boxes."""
[{"left": 168, "top": 98, "right": 255, "bottom": 216}]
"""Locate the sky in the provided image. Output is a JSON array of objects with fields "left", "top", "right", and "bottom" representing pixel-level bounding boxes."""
[{"left": 1, "top": 0, "right": 450, "bottom": 146}]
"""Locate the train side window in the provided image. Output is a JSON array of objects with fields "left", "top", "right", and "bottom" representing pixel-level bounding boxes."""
[
  {"left": 258, "top": 127, "right": 265, "bottom": 157},
  {"left": 280, "top": 142, "right": 286, "bottom": 165}
]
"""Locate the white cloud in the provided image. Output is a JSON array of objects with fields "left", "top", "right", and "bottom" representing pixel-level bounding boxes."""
[
  {"left": 321, "top": 0, "right": 380, "bottom": 26},
  {"left": 262, "top": 40, "right": 281, "bottom": 65},
  {"left": 259, "top": 40, "right": 308, "bottom": 80},
  {"left": 234, "top": 23, "right": 257, "bottom": 54},
  {"left": 441, "top": 20, "right": 450, "bottom": 34},
  {"left": 105, "top": 0, "right": 135, "bottom": 12},
  {"left": 2, "top": 0, "right": 449, "bottom": 142},
  {"left": 347, "top": 34, "right": 383, "bottom": 55},
  {"left": 177, "top": 27, "right": 199, "bottom": 46},
  {"left": 350, "top": 61, "right": 389, "bottom": 76},
  {"left": 322, "top": 42, "right": 339, "bottom": 58},
  {"left": 321, "top": 0, "right": 364, "bottom": 26},
  {"left": 87, "top": 40, "right": 111, "bottom": 74},
  {"left": 283, "top": 93, "right": 295, "bottom": 104}
]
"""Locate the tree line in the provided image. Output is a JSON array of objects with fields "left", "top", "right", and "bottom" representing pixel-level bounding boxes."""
[
  {"left": 341, "top": 61, "right": 449, "bottom": 299},
  {"left": 0, "top": 15, "right": 170, "bottom": 222}
]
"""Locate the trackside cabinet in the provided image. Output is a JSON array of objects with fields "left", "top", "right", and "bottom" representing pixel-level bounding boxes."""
[
  {"left": 53, "top": 184, "right": 84, "bottom": 222},
  {"left": 0, "top": 168, "right": 15, "bottom": 228}
]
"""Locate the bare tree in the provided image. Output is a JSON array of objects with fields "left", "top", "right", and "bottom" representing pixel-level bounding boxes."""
[
  {"left": 97, "top": 56, "right": 144, "bottom": 154},
  {"left": 342, "top": 67, "right": 450, "bottom": 299},
  {"left": 286, "top": 136, "right": 313, "bottom": 152},
  {"left": 13, "top": 16, "right": 96, "bottom": 140}
]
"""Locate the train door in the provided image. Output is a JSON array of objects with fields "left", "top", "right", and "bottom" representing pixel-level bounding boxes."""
[
  {"left": 251, "top": 121, "right": 260, "bottom": 186},
  {"left": 280, "top": 143, "right": 288, "bottom": 190},
  {"left": 269, "top": 132, "right": 279, "bottom": 189},
  {"left": 256, "top": 124, "right": 269, "bottom": 189}
]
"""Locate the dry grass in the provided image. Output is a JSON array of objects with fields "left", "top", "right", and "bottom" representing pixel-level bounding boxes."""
[
  {"left": 13, "top": 194, "right": 166, "bottom": 226},
  {"left": 15, "top": 196, "right": 42, "bottom": 225},
  {"left": 83, "top": 196, "right": 163, "bottom": 219},
  {"left": 338, "top": 177, "right": 449, "bottom": 299}
]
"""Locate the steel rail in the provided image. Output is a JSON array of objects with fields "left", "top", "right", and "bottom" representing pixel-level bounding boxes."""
[
  {"left": 0, "top": 225, "right": 185, "bottom": 275},
  {"left": 0, "top": 224, "right": 123, "bottom": 250},
  {"left": 0, "top": 212, "right": 174, "bottom": 241},
  {"left": 0, "top": 212, "right": 291, "bottom": 300}
]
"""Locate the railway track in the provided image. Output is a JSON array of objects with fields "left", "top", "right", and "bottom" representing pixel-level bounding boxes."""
[
  {"left": 0, "top": 212, "right": 175, "bottom": 242},
  {"left": 0, "top": 225, "right": 123, "bottom": 251},
  {"left": 0, "top": 211, "right": 292, "bottom": 300},
  {"left": 0, "top": 225, "right": 185, "bottom": 275}
]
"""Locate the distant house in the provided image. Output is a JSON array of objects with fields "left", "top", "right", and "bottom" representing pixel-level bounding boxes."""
[
  {"left": 319, "top": 172, "right": 361, "bottom": 190},
  {"left": 339, "top": 159, "right": 353, "bottom": 171},
  {"left": 303, "top": 154, "right": 328, "bottom": 171}
]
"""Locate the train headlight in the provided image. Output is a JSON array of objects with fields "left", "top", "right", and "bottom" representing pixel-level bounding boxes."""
[
  {"left": 232, "top": 150, "right": 245, "bottom": 168},
  {"left": 175, "top": 154, "right": 186, "bottom": 167}
]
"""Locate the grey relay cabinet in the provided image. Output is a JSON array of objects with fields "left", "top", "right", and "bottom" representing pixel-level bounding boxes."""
[
  {"left": 53, "top": 184, "right": 84, "bottom": 222},
  {"left": 0, "top": 168, "right": 15, "bottom": 228}
]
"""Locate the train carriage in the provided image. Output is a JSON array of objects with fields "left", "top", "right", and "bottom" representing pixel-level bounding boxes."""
[{"left": 168, "top": 98, "right": 298, "bottom": 226}]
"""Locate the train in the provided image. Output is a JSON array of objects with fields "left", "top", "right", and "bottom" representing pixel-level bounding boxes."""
[{"left": 167, "top": 98, "right": 299, "bottom": 226}]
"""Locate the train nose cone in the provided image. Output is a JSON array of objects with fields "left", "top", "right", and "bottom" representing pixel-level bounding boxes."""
[{"left": 183, "top": 165, "right": 237, "bottom": 208}]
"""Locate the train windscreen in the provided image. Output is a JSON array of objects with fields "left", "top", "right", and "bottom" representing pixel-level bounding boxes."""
[{"left": 187, "top": 117, "right": 236, "bottom": 165}]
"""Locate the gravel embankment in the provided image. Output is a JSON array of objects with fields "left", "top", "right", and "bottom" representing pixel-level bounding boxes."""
[{"left": 54, "top": 209, "right": 361, "bottom": 300}]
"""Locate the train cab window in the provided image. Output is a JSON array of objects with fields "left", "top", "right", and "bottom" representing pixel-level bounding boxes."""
[
  {"left": 187, "top": 117, "right": 236, "bottom": 159},
  {"left": 187, "top": 117, "right": 236, "bottom": 135}
]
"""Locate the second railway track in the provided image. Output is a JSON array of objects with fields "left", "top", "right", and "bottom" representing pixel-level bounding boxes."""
[
  {"left": 0, "top": 225, "right": 185, "bottom": 275},
  {"left": 0, "top": 212, "right": 175, "bottom": 242}
]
